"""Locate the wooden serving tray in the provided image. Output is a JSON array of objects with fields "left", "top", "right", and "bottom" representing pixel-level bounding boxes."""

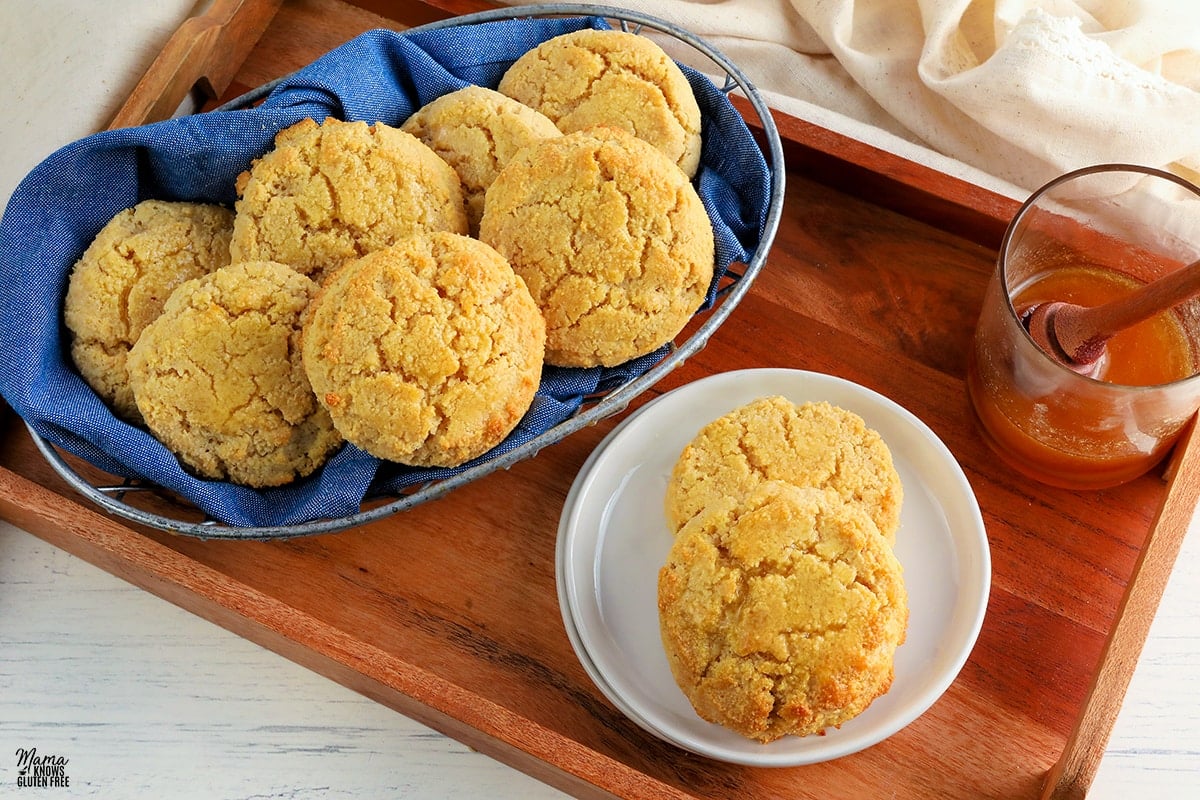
[{"left": 3, "top": 1, "right": 1195, "bottom": 797}]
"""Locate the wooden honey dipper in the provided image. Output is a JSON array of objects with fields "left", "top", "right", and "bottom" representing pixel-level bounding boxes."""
[{"left": 1021, "top": 258, "right": 1200, "bottom": 376}]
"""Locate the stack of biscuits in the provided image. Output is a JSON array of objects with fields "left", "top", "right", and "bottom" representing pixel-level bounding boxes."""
[
  {"left": 657, "top": 396, "right": 909, "bottom": 743},
  {"left": 61, "top": 28, "right": 717, "bottom": 489}
]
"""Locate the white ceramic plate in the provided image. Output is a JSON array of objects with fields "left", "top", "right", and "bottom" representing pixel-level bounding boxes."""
[{"left": 556, "top": 368, "right": 990, "bottom": 766}]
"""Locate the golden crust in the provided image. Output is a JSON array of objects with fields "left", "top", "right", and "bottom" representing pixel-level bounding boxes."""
[
  {"left": 401, "top": 86, "right": 561, "bottom": 235},
  {"left": 230, "top": 118, "right": 468, "bottom": 284},
  {"left": 498, "top": 29, "right": 703, "bottom": 177},
  {"left": 658, "top": 481, "right": 908, "bottom": 742},
  {"left": 63, "top": 200, "right": 233, "bottom": 423},
  {"left": 665, "top": 396, "right": 903, "bottom": 542},
  {"left": 126, "top": 261, "right": 342, "bottom": 487},
  {"left": 301, "top": 232, "right": 545, "bottom": 467},
  {"left": 479, "top": 126, "right": 714, "bottom": 368}
]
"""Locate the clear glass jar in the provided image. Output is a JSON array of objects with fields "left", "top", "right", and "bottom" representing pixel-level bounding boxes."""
[{"left": 967, "top": 164, "right": 1200, "bottom": 489}]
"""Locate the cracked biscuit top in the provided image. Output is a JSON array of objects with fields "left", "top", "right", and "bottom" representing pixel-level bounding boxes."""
[
  {"left": 401, "top": 85, "right": 561, "bottom": 236},
  {"left": 230, "top": 118, "right": 468, "bottom": 284},
  {"left": 64, "top": 199, "right": 233, "bottom": 423},
  {"left": 665, "top": 396, "right": 903, "bottom": 542},
  {"left": 127, "top": 261, "right": 342, "bottom": 488},
  {"left": 301, "top": 232, "right": 545, "bottom": 468},
  {"left": 658, "top": 480, "right": 908, "bottom": 742},
  {"left": 498, "top": 28, "right": 703, "bottom": 177},
  {"left": 479, "top": 126, "right": 714, "bottom": 368}
]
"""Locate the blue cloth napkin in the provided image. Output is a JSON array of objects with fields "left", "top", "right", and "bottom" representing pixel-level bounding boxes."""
[{"left": 0, "top": 16, "right": 771, "bottom": 527}]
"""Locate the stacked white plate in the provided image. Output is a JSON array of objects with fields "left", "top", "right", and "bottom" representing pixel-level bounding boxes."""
[{"left": 555, "top": 368, "right": 991, "bottom": 766}]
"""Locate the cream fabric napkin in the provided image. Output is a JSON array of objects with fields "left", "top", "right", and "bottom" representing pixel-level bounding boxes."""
[{"left": 500, "top": 0, "right": 1200, "bottom": 202}]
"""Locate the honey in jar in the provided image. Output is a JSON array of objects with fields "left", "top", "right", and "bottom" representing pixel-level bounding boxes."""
[{"left": 967, "top": 264, "right": 1200, "bottom": 489}]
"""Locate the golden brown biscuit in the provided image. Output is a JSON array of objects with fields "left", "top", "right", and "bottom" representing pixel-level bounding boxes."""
[
  {"left": 665, "top": 396, "right": 903, "bottom": 542},
  {"left": 230, "top": 117, "right": 468, "bottom": 284},
  {"left": 401, "top": 86, "right": 561, "bottom": 235},
  {"left": 301, "top": 232, "right": 544, "bottom": 467},
  {"left": 658, "top": 481, "right": 908, "bottom": 742},
  {"left": 127, "top": 261, "right": 342, "bottom": 487},
  {"left": 479, "top": 126, "right": 714, "bottom": 368},
  {"left": 63, "top": 199, "right": 233, "bottom": 422},
  {"left": 498, "top": 28, "right": 703, "bottom": 177}
]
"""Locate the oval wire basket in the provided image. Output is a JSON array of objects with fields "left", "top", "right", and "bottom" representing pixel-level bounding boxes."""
[{"left": 29, "top": 3, "right": 786, "bottom": 539}]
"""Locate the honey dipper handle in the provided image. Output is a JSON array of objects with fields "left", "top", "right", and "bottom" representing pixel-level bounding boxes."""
[{"left": 1056, "top": 258, "right": 1200, "bottom": 361}]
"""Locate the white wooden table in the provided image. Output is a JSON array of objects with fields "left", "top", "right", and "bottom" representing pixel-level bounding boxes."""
[{"left": 1, "top": 3, "right": 1197, "bottom": 797}]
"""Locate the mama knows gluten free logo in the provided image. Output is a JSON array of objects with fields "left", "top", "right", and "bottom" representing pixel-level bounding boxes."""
[{"left": 14, "top": 748, "right": 70, "bottom": 789}]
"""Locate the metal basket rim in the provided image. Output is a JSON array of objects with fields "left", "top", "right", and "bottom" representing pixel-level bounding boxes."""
[{"left": 31, "top": 2, "right": 787, "bottom": 540}]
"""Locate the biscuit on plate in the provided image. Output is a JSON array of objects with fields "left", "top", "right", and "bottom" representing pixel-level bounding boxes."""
[
  {"left": 401, "top": 85, "right": 560, "bottom": 235},
  {"left": 498, "top": 28, "right": 703, "bottom": 177},
  {"left": 665, "top": 396, "right": 903, "bottom": 542},
  {"left": 127, "top": 261, "right": 342, "bottom": 488},
  {"left": 301, "top": 232, "right": 544, "bottom": 468},
  {"left": 658, "top": 480, "right": 908, "bottom": 742},
  {"left": 230, "top": 117, "right": 468, "bottom": 284},
  {"left": 479, "top": 126, "right": 714, "bottom": 368},
  {"left": 63, "top": 199, "right": 233, "bottom": 423}
]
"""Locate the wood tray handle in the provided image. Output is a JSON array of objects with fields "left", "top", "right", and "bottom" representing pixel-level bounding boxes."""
[
  {"left": 108, "top": 0, "right": 282, "bottom": 130},
  {"left": 1041, "top": 415, "right": 1200, "bottom": 799}
]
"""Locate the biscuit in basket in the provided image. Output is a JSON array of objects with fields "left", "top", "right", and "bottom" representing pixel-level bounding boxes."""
[
  {"left": 478, "top": 126, "right": 714, "bottom": 368},
  {"left": 658, "top": 480, "right": 908, "bottom": 742},
  {"left": 665, "top": 396, "right": 903, "bottom": 542},
  {"left": 401, "top": 85, "right": 561, "bottom": 235},
  {"left": 498, "top": 28, "right": 703, "bottom": 177},
  {"left": 301, "top": 232, "right": 545, "bottom": 467},
  {"left": 127, "top": 260, "right": 342, "bottom": 488},
  {"left": 230, "top": 117, "right": 468, "bottom": 284},
  {"left": 63, "top": 200, "right": 234, "bottom": 423}
]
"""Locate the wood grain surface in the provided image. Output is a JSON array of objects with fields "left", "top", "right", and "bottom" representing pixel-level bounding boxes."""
[
  {"left": 108, "top": 0, "right": 284, "bottom": 129},
  {"left": 2, "top": 0, "right": 1197, "bottom": 798}
]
